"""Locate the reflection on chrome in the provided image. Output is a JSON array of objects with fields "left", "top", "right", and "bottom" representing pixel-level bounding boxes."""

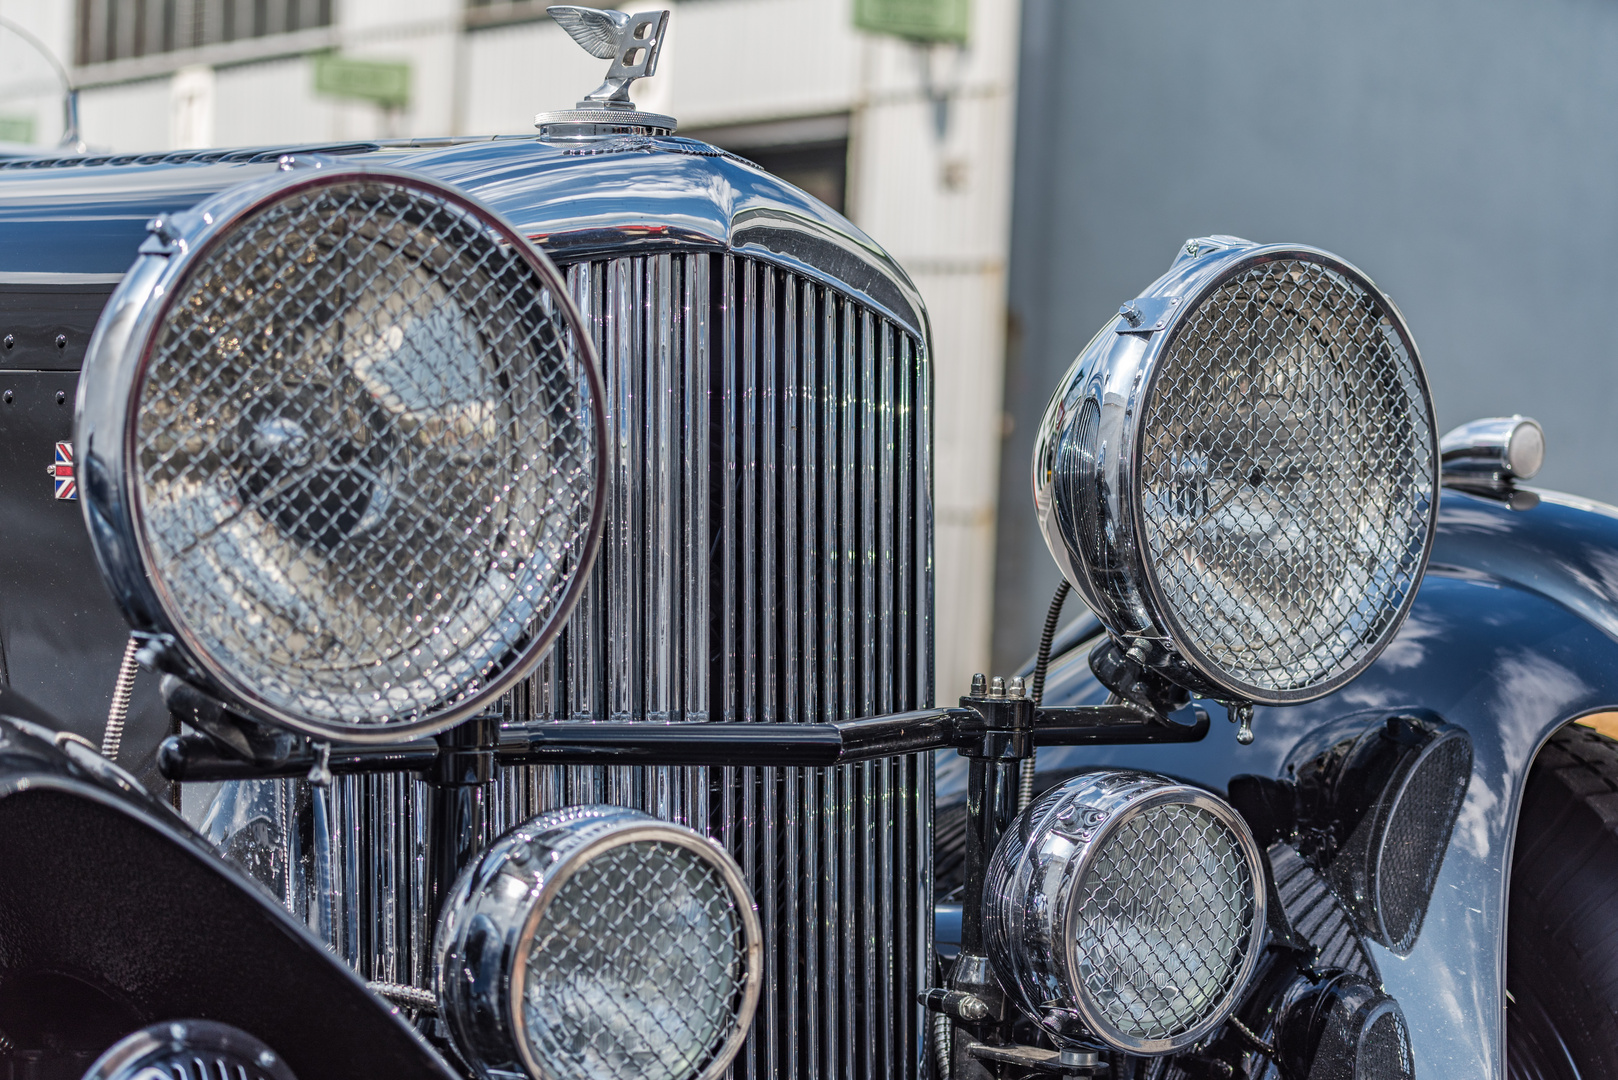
[
  {"left": 435, "top": 806, "right": 761, "bottom": 1080},
  {"left": 983, "top": 770, "right": 1264, "bottom": 1055},
  {"left": 74, "top": 168, "right": 606, "bottom": 740},
  {"left": 1033, "top": 240, "right": 1438, "bottom": 705}
]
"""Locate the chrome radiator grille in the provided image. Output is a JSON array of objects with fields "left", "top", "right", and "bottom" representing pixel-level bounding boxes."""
[{"left": 217, "top": 252, "right": 934, "bottom": 1080}]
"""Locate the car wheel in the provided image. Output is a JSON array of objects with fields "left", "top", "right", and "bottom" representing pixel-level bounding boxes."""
[{"left": 1507, "top": 722, "right": 1618, "bottom": 1079}]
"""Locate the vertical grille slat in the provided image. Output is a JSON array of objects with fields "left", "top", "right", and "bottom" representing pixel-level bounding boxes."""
[{"left": 268, "top": 252, "right": 930, "bottom": 1080}]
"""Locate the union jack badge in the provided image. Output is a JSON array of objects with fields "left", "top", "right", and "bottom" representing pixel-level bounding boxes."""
[{"left": 51, "top": 441, "right": 75, "bottom": 500}]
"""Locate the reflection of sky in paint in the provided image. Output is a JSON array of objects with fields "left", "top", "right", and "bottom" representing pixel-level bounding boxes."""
[
  {"left": 1454, "top": 774, "right": 1499, "bottom": 861},
  {"left": 1489, "top": 654, "right": 1591, "bottom": 775},
  {"left": 1372, "top": 607, "right": 1446, "bottom": 671},
  {"left": 1378, "top": 855, "right": 1499, "bottom": 1079}
]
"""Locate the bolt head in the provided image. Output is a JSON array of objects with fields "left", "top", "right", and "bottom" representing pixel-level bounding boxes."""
[
  {"left": 989, "top": 676, "right": 1006, "bottom": 698},
  {"left": 957, "top": 993, "right": 990, "bottom": 1021},
  {"left": 1007, "top": 676, "right": 1027, "bottom": 700},
  {"left": 970, "top": 673, "right": 987, "bottom": 696}
]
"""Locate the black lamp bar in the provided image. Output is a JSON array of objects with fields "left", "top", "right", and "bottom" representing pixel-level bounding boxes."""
[{"left": 157, "top": 701, "right": 1208, "bottom": 783}]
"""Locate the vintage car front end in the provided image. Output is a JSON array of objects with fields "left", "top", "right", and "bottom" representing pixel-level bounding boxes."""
[
  {"left": 0, "top": 23, "right": 939, "bottom": 1076},
  {"left": 0, "top": 9, "right": 1615, "bottom": 1080}
]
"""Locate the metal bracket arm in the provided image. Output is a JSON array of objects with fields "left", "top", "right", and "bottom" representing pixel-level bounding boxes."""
[{"left": 156, "top": 701, "right": 1207, "bottom": 782}]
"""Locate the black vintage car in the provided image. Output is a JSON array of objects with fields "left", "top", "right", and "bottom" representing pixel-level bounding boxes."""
[{"left": 0, "top": 8, "right": 1611, "bottom": 1080}]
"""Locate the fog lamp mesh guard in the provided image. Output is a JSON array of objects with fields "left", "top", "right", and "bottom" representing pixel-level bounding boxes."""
[
  {"left": 77, "top": 168, "right": 605, "bottom": 741},
  {"left": 984, "top": 770, "right": 1265, "bottom": 1055},
  {"left": 1033, "top": 241, "right": 1438, "bottom": 704},
  {"left": 436, "top": 807, "right": 762, "bottom": 1080}
]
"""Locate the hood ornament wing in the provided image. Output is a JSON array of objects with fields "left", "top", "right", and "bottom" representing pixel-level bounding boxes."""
[
  {"left": 549, "top": 6, "right": 627, "bottom": 60},
  {"left": 540, "top": 5, "right": 674, "bottom": 135}
]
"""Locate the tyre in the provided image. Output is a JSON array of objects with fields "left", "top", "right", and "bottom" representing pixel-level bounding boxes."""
[{"left": 1507, "top": 722, "right": 1618, "bottom": 1079}]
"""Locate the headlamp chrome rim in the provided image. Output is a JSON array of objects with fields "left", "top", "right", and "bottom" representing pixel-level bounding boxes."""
[
  {"left": 1058, "top": 784, "right": 1267, "bottom": 1055},
  {"left": 983, "top": 770, "right": 1267, "bottom": 1056},
  {"left": 76, "top": 164, "right": 607, "bottom": 743},
  {"left": 1032, "top": 240, "right": 1439, "bottom": 705},
  {"left": 508, "top": 822, "right": 763, "bottom": 1080},
  {"left": 435, "top": 806, "right": 762, "bottom": 1080}
]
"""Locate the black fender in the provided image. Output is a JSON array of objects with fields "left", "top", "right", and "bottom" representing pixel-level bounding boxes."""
[
  {"left": 946, "top": 487, "right": 1618, "bottom": 1078},
  {"left": 0, "top": 687, "right": 455, "bottom": 1077}
]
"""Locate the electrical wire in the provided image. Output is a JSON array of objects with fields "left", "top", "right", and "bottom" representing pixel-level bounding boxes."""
[{"left": 1019, "top": 580, "right": 1071, "bottom": 812}]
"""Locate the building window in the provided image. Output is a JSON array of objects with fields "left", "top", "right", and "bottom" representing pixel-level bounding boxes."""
[
  {"left": 465, "top": 0, "right": 553, "bottom": 30},
  {"left": 682, "top": 114, "right": 851, "bottom": 216},
  {"left": 76, "top": 0, "right": 333, "bottom": 66}
]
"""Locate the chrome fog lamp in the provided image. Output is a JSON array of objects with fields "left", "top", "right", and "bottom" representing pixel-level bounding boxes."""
[
  {"left": 77, "top": 166, "right": 605, "bottom": 741},
  {"left": 984, "top": 770, "right": 1265, "bottom": 1055},
  {"left": 1033, "top": 238, "right": 1438, "bottom": 704},
  {"left": 436, "top": 807, "right": 761, "bottom": 1080}
]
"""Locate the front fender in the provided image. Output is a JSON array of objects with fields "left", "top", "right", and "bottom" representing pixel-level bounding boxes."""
[
  {"left": 0, "top": 687, "right": 455, "bottom": 1077},
  {"left": 993, "top": 487, "right": 1618, "bottom": 1079}
]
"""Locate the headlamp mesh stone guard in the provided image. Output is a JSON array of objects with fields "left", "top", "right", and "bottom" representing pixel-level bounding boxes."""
[
  {"left": 435, "top": 806, "right": 762, "bottom": 1080},
  {"left": 1034, "top": 242, "right": 1438, "bottom": 704},
  {"left": 85, "top": 170, "right": 604, "bottom": 737},
  {"left": 1139, "top": 260, "right": 1434, "bottom": 696},
  {"left": 523, "top": 840, "right": 750, "bottom": 1080},
  {"left": 1072, "top": 802, "right": 1258, "bottom": 1041},
  {"left": 983, "top": 771, "right": 1266, "bottom": 1055}
]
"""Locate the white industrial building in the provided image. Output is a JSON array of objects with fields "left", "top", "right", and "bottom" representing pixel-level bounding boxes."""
[{"left": 0, "top": 0, "right": 1019, "bottom": 700}]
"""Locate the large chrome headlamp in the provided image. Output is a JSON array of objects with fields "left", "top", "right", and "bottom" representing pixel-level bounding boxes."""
[
  {"left": 436, "top": 807, "right": 761, "bottom": 1080},
  {"left": 1034, "top": 237, "right": 1437, "bottom": 704},
  {"left": 77, "top": 166, "right": 605, "bottom": 741},
  {"left": 984, "top": 770, "right": 1265, "bottom": 1055}
]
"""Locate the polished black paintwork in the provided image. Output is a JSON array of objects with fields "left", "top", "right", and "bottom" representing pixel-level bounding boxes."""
[
  {"left": 937, "top": 486, "right": 1618, "bottom": 1078},
  {"left": 0, "top": 279, "right": 114, "bottom": 369},
  {"left": 0, "top": 685, "right": 455, "bottom": 1077},
  {"left": 0, "top": 369, "right": 169, "bottom": 789}
]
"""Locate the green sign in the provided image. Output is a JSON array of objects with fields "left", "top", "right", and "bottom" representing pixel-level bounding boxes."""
[
  {"left": 313, "top": 54, "right": 412, "bottom": 109},
  {"left": 854, "top": 0, "right": 971, "bottom": 43},
  {"left": 0, "top": 115, "right": 35, "bottom": 144}
]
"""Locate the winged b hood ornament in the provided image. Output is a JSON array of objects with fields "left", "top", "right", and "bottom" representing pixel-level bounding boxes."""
[{"left": 547, "top": 6, "right": 670, "bottom": 112}]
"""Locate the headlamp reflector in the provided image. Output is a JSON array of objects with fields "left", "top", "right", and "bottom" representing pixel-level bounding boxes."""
[
  {"left": 78, "top": 168, "right": 605, "bottom": 740},
  {"left": 1033, "top": 241, "right": 1438, "bottom": 704},
  {"left": 436, "top": 806, "right": 761, "bottom": 1080},
  {"left": 984, "top": 770, "right": 1265, "bottom": 1055},
  {"left": 522, "top": 839, "right": 746, "bottom": 1079}
]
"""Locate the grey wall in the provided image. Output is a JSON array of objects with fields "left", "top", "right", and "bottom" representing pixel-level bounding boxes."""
[{"left": 992, "top": 0, "right": 1618, "bottom": 670}]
